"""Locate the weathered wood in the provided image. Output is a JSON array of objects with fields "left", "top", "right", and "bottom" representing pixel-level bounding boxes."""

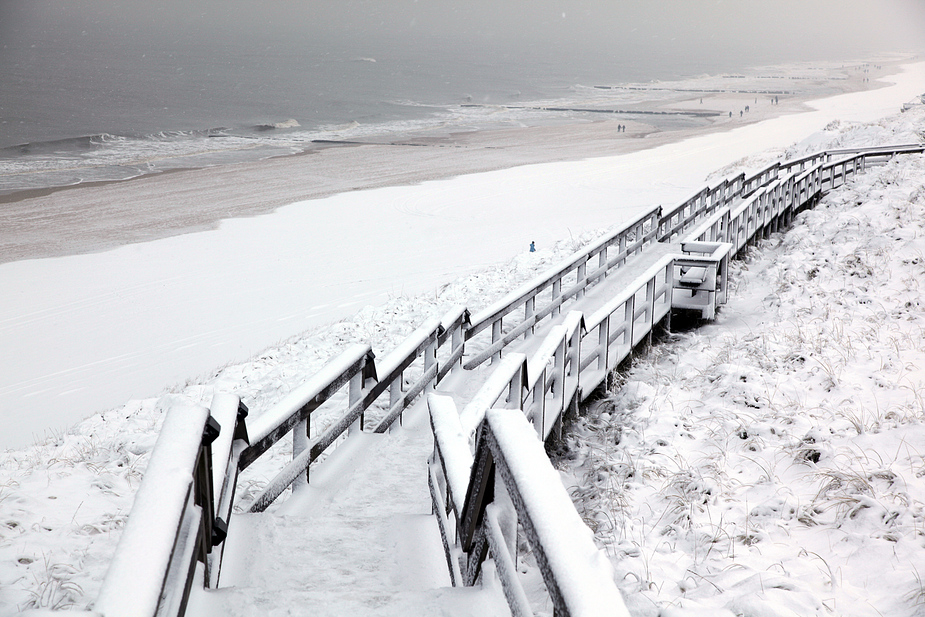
[
  {"left": 239, "top": 345, "right": 372, "bottom": 470},
  {"left": 472, "top": 410, "right": 630, "bottom": 617},
  {"left": 459, "top": 430, "right": 494, "bottom": 554}
]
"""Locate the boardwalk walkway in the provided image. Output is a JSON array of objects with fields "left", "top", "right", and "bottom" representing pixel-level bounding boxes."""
[
  {"left": 201, "top": 416, "right": 509, "bottom": 616},
  {"left": 76, "top": 144, "right": 924, "bottom": 617},
  {"left": 194, "top": 222, "right": 726, "bottom": 614}
]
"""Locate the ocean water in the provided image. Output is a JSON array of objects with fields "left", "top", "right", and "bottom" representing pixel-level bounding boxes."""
[{"left": 1, "top": 0, "right": 921, "bottom": 196}]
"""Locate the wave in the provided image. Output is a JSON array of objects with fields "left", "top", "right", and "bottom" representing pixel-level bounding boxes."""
[
  {"left": 142, "top": 127, "right": 231, "bottom": 140},
  {"left": 0, "top": 128, "right": 236, "bottom": 158},
  {"left": 0, "top": 134, "right": 124, "bottom": 156},
  {"left": 252, "top": 119, "right": 301, "bottom": 132}
]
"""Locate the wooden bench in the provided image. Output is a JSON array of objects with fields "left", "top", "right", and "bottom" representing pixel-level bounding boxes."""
[{"left": 678, "top": 265, "right": 708, "bottom": 287}]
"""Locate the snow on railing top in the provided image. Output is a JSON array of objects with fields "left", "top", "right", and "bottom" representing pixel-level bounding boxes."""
[
  {"left": 240, "top": 343, "right": 373, "bottom": 469},
  {"left": 486, "top": 408, "right": 630, "bottom": 617},
  {"left": 428, "top": 393, "right": 472, "bottom": 512},
  {"left": 824, "top": 143, "right": 924, "bottom": 159},
  {"left": 374, "top": 316, "right": 442, "bottom": 380},
  {"left": 458, "top": 352, "right": 527, "bottom": 442},
  {"left": 525, "top": 315, "right": 577, "bottom": 390},
  {"left": 94, "top": 404, "right": 211, "bottom": 617}
]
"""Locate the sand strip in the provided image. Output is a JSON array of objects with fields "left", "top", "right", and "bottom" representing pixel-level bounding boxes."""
[{"left": 0, "top": 60, "right": 897, "bottom": 264}]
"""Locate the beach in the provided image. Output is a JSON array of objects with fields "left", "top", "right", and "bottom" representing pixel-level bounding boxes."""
[
  {"left": 1, "top": 59, "right": 923, "bottom": 448},
  {"left": 0, "top": 59, "right": 897, "bottom": 264}
]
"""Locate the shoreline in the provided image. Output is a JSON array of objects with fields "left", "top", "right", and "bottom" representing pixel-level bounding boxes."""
[{"left": 0, "top": 58, "right": 907, "bottom": 264}]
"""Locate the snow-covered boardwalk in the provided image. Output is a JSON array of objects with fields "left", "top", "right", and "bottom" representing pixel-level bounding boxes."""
[
  {"left": 67, "top": 143, "right": 923, "bottom": 617},
  {"left": 198, "top": 225, "right": 700, "bottom": 616}
]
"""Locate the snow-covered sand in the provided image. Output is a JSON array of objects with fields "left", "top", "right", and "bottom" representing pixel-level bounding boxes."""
[
  {"left": 2, "top": 61, "right": 924, "bottom": 450},
  {"left": 0, "top": 64, "right": 923, "bottom": 613}
]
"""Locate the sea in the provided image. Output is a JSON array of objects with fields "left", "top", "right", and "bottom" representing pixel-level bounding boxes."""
[{"left": 0, "top": 0, "right": 911, "bottom": 197}]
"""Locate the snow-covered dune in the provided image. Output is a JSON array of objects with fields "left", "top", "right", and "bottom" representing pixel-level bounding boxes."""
[{"left": 562, "top": 103, "right": 925, "bottom": 617}]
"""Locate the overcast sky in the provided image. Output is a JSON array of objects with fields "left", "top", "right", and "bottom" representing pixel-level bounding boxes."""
[{"left": 2, "top": 0, "right": 924, "bottom": 59}]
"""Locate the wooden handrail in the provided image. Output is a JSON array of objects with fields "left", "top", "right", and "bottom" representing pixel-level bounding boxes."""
[
  {"left": 479, "top": 409, "right": 630, "bottom": 617},
  {"left": 467, "top": 205, "right": 660, "bottom": 340},
  {"left": 94, "top": 404, "right": 214, "bottom": 617},
  {"left": 240, "top": 344, "right": 374, "bottom": 471}
]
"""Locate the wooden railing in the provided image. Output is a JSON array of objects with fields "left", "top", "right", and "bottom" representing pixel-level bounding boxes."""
[
  {"left": 71, "top": 143, "right": 922, "bottom": 617},
  {"left": 89, "top": 399, "right": 247, "bottom": 617},
  {"left": 240, "top": 305, "right": 471, "bottom": 514},
  {"left": 657, "top": 173, "right": 744, "bottom": 241},
  {"left": 430, "top": 398, "right": 630, "bottom": 616},
  {"left": 464, "top": 205, "right": 661, "bottom": 368}
]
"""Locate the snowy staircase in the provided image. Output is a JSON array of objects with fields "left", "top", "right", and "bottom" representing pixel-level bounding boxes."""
[{"left": 195, "top": 406, "right": 509, "bottom": 615}]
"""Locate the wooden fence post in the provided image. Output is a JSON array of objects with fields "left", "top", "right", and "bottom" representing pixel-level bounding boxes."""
[
  {"left": 525, "top": 297, "right": 535, "bottom": 338},
  {"left": 425, "top": 338, "right": 437, "bottom": 394},
  {"left": 292, "top": 418, "right": 309, "bottom": 490},
  {"left": 492, "top": 319, "right": 502, "bottom": 364},
  {"left": 348, "top": 370, "right": 364, "bottom": 434}
]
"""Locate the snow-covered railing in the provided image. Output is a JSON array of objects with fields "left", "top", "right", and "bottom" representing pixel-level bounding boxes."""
[
  {"left": 429, "top": 256, "right": 676, "bottom": 610},
  {"left": 89, "top": 400, "right": 244, "bottom": 617},
  {"left": 242, "top": 313, "right": 460, "bottom": 512},
  {"left": 204, "top": 394, "right": 250, "bottom": 588},
  {"left": 86, "top": 309, "right": 468, "bottom": 616},
  {"left": 688, "top": 145, "right": 920, "bottom": 258},
  {"left": 741, "top": 161, "right": 780, "bottom": 196},
  {"left": 435, "top": 305, "right": 471, "bottom": 384},
  {"left": 579, "top": 257, "right": 674, "bottom": 393},
  {"left": 471, "top": 409, "right": 630, "bottom": 617},
  {"left": 429, "top": 399, "right": 630, "bottom": 616},
  {"left": 523, "top": 311, "right": 584, "bottom": 441},
  {"left": 238, "top": 342, "right": 376, "bottom": 512},
  {"left": 464, "top": 205, "right": 661, "bottom": 368},
  {"left": 657, "top": 173, "right": 744, "bottom": 241},
  {"left": 779, "top": 151, "right": 828, "bottom": 177},
  {"left": 824, "top": 143, "right": 924, "bottom": 165}
]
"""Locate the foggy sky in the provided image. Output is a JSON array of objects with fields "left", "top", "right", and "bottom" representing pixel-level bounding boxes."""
[{"left": 2, "top": 0, "right": 924, "bottom": 62}]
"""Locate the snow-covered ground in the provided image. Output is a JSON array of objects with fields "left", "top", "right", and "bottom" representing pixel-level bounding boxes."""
[
  {"left": 560, "top": 106, "right": 925, "bottom": 616},
  {"left": 0, "top": 73, "right": 923, "bottom": 613}
]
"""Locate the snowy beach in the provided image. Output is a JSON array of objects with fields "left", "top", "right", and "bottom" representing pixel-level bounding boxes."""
[
  {"left": 0, "top": 60, "right": 899, "bottom": 261},
  {"left": 2, "top": 61, "right": 924, "bottom": 450},
  {"left": 0, "top": 60, "right": 924, "bottom": 613}
]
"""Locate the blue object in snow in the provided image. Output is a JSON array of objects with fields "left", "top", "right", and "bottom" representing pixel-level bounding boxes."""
[{"left": 529, "top": 241, "right": 535, "bottom": 252}]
